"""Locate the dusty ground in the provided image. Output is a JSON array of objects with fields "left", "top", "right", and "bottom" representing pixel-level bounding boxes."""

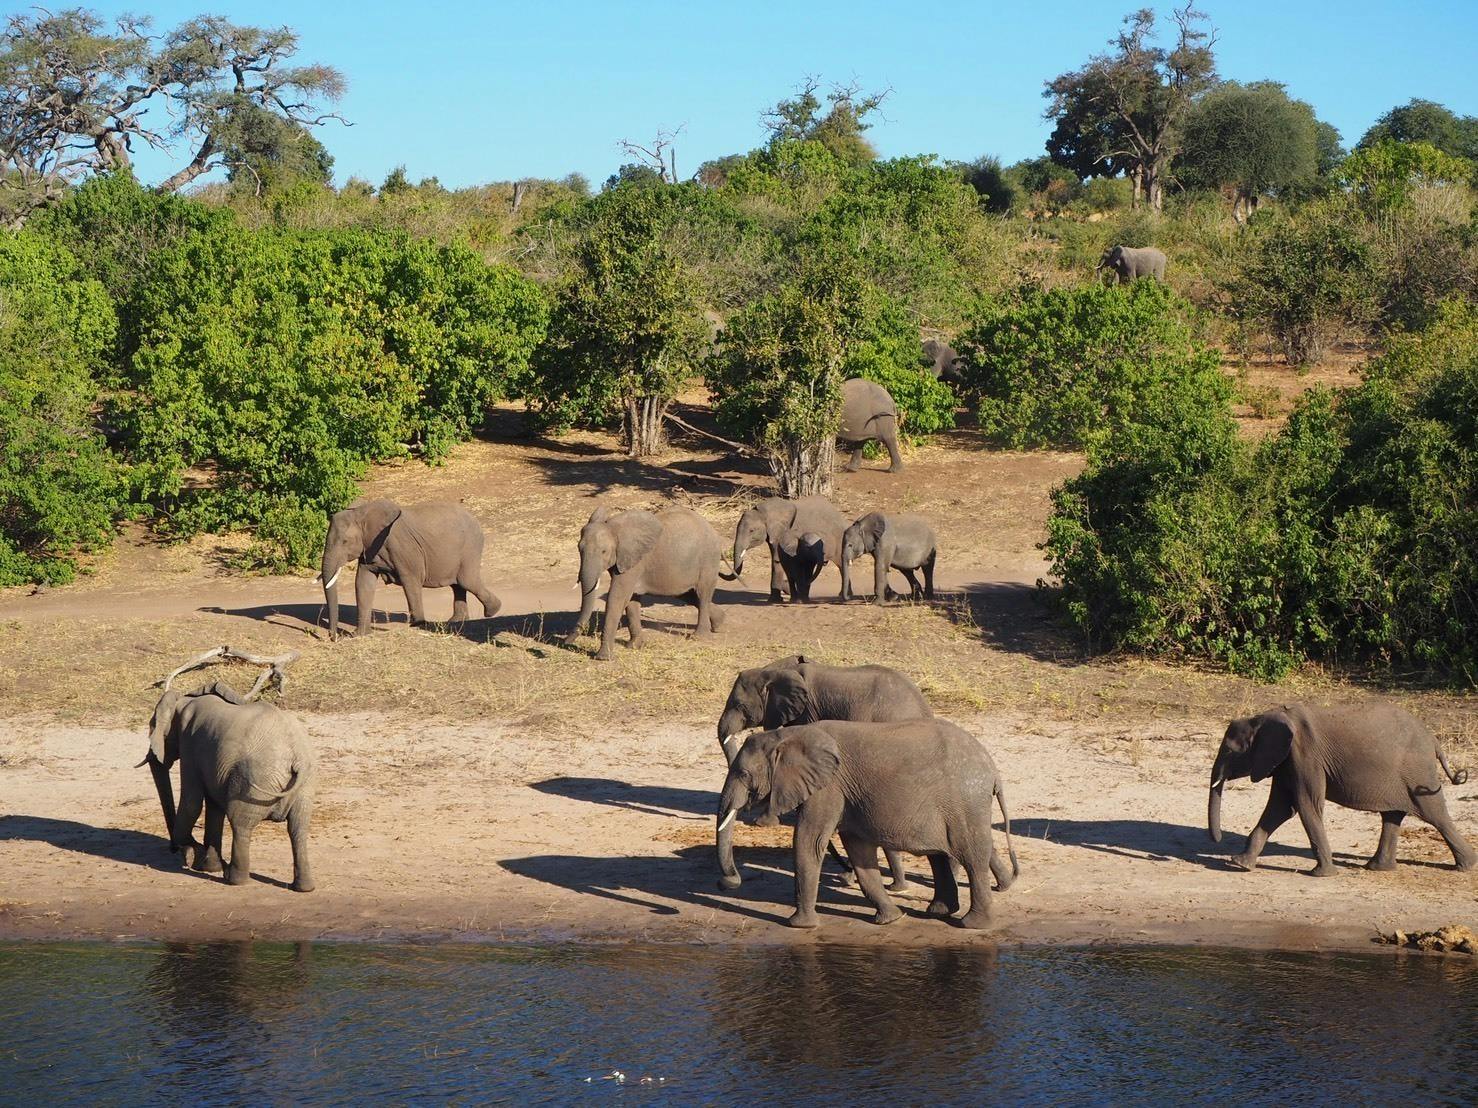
[{"left": 2, "top": 395, "right": 1475, "bottom": 953}]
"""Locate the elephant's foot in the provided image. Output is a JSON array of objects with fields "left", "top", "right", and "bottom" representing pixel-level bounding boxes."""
[
  {"left": 224, "top": 865, "right": 251, "bottom": 886},
  {"left": 1305, "top": 863, "right": 1337, "bottom": 878},
  {"left": 593, "top": 646, "right": 613, "bottom": 661},
  {"left": 786, "top": 909, "right": 819, "bottom": 929},
  {"left": 1365, "top": 856, "right": 1398, "bottom": 872},
  {"left": 768, "top": 589, "right": 785, "bottom": 603},
  {"left": 957, "top": 908, "right": 992, "bottom": 930},
  {"left": 193, "top": 848, "right": 224, "bottom": 874},
  {"left": 871, "top": 904, "right": 903, "bottom": 926},
  {"left": 292, "top": 876, "right": 316, "bottom": 893},
  {"left": 842, "top": 461, "right": 861, "bottom": 473},
  {"left": 1454, "top": 855, "right": 1477, "bottom": 872},
  {"left": 925, "top": 898, "right": 956, "bottom": 919},
  {"left": 885, "top": 877, "right": 913, "bottom": 895},
  {"left": 1226, "top": 853, "right": 1259, "bottom": 872},
  {"left": 887, "top": 463, "right": 905, "bottom": 473}
]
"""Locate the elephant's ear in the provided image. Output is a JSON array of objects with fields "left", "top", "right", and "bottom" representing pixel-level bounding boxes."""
[
  {"left": 778, "top": 529, "right": 800, "bottom": 556},
  {"left": 858, "top": 512, "right": 888, "bottom": 550},
  {"left": 587, "top": 506, "right": 616, "bottom": 526},
  {"left": 613, "top": 510, "right": 663, "bottom": 573},
  {"left": 360, "top": 499, "right": 402, "bottom": 560},
  {"left": 1249, "top": 712, "right": 1295, "bottom": 782},
  {"left": 146, "top": 688, "right": 184, "bottom": 766},
  {"left": 762, "top": 671, "right": 812, "bottom": 729},
  {"left": 767, "top": 728, "right": 841, "bottom": 819}
]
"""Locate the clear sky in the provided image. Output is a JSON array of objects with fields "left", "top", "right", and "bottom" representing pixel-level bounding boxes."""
[{"left": 82, "top": 0, "right": 1478, "bottom": 190}]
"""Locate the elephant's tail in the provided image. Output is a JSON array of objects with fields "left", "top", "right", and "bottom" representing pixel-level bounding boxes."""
[
  {"left": 243, "top": 761, "right": 311, "bottom": 807},
  {"left": 1437, "top": 743, "right": 1469, "bottom": 786},
  {"left": 994, "top": 778, "right": 1020, "bottom": 879}
]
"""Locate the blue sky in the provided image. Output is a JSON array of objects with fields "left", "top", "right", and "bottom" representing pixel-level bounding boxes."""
[{"left": 84, "top": 0, "right": 1478, "bottom": 190}]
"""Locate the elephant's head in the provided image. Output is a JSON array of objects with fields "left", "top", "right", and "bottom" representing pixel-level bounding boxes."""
[
  {"left": 1096, "top": 244, "right": 1127, "bottom": 277},
  {"left": 575, "top": 507, "right": 662, "bottom": 600},
  {"left": 1208, "top": 709, "right": 1295, "bottom": 842},
  {"left": 138, "top": 688, "right": 186, "bottom": 848},
  {"left": 716, "top": 654, "right": 805, "bottom": 758},
  {"left": 922, "top": 339, "right": 966, "bottom": 384},
  {"left": 320, "top": 499, "right": 402, "bottom": 639},
  {"left": 839, "top": 512, "right": 885, "bottom": 599},
  {"left": 716, "top": 727, "right": 841, "bottom": 889},
  {"left": 731, "top": 507, "right": 774, "bottom": 579}
]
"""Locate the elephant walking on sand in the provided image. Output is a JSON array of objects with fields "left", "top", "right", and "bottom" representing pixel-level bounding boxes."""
[
  {"left": 840, "top": 377, "right": 904, "bottom": 472},
  {"left": 1096, "top": 244, "right": 1167, "bottom": 284},
  {"left": 1208, "top": 702, "right": 1476, "bottom": 875},
  {"left": 732, "top": 495, "right": 846, "bottom": 603},
  {"left": 717, "top": 720, "right": 1019, "bottom": 929},
  {"left": 140, "top": 680, "right": 317, "bottom": 892},
  {"left": 320, "top": 499, "right": 500, "bottom": 639},
  {"left": 566, "top": 505, "right": 727, "bottom": 660},
  {"left": 841, "top": 511, "right": 938, "bottom": 604}
]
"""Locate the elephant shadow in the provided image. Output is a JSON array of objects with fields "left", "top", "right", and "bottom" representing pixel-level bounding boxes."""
[
  {"left": 940, "top": 581, "right": 1086, "bottom": 665},
  {"left": 501, "top": 845, "right": 919, "bottom": 928},
  {"left": 1021, "top": 816, "right": 1373, "bottom": 873},
  {"left": 530, "top": 776, "right": 715, "bottom": 818},
  {"left": 0, "top": 814, "right": 214, "bottom": 878}
]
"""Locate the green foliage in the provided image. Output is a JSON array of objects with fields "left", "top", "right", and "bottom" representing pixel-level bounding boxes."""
[
  {"left": 1339, "top": 140, "right": 1472, "bottom": 210},
  {"left": 0, "top": 231, "right": 121, "bottom": 585},
  {"left": 958, "top": 281, "right": 1228, "bottom": 449},
  {"left": 1046, "top": 302, "right": 1478, "bottom": 682},
  {"left": 118, "top": 224, "right": 546, "bottom": 557},
  {"left": 1358, "top": 99, "right": 1478, "bottom": 163},
  {"left": 958, "top": 155, "right": 1015, "bottom": 214},
  {"left": 761, "top": 79, "right": 886, "bottom": 166},
  {"left": 1178, "top": 81, "right": 1319, "bottom": 203}
]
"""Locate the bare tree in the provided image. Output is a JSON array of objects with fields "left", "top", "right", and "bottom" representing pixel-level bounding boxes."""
[{"left": 617, "top": 125, "right": 686, "bottom": 184}]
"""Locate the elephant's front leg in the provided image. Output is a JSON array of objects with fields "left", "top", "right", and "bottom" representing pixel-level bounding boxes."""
[
  {"left": 1294, "top": 789, "right": 1336, "bottom": 877},
  {"left": 288, "top": 803, "right": 315, "bottom": 893},
  {"left": 767, "top": 542, "right": 785, "bottom": 603},
  {"left": 872, "top": 548, "right": 891, "bottom": 607},
  {"left": 841, "top": 832, "right": 903, "bottom": 925},
  {"left": 354, "top": 564, "right": 380, "bottom": 636},
  {"left": 1229, "top": 785, "right": 1294, "bottom": 872},
  {"left": 172, "top": 777, "right": 205, "bottom": 865},
  {"left": 596, "top": 577, "right": 637, "bottom": 660},
  {"left": 565, "top": 585, "right": 602, "bottom": 645},
  {"left": 789, "top": 797, "right": 842, "bottom": 929}
]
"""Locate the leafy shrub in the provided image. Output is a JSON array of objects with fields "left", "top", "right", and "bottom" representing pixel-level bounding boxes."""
[
  {"left": 0, "top": 232, "right": 121, "bottom": 585},
  {"left": 117, "top": 224, "right": 546, "bottom": 561},
  {"left": 957, "top": 281, "right": 1227, "bottom": 449}
]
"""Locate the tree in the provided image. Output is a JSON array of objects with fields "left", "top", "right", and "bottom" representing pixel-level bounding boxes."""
[
  {"left": 1178, "top": 81, "right": 1318, "bottom": 221},
  {"left": 1339, "top": 140, "right": 1472, "bottom": 210},
  {"left": 0, "top": 9, "right": 344, "bottom": 223},
  {"left": 1044, "top": 5, "right": 1217, "bottom": 211},
  {"left": 761, "top": 78, "right": 888, "bottom": 166},
  {"left": 1358, "top": 99, "right": 1478, "bottom": 162},
  {"left": 222, "top": 107, "right": 335, "bottom": 196},
  {"left": 958, "top": 155, "right": 1016, "bottom": 213},
  {"left": 525, "top": 186, "right": 708, "bottom": 457}
]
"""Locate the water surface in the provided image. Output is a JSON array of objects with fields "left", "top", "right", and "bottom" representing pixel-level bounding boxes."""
[{"left": 3, "top": 941, "right": 1475, "bottom": 1104}]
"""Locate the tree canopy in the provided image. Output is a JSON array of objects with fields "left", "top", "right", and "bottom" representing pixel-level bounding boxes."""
[
  {"left": 1178, "top": 81, "right": 1319, "bottom": 219},
  {"left": 1358, "top": 99, "right": 1478, "bottom": 163}
]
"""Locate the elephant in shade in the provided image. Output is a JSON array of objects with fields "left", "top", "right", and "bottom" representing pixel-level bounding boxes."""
[
  {"left": 319, "top": 499, "right": 500, "bottom": 639},
  {"left": 1096, "top": 244, "right": 1166, "bottom": 284},
  {"left": 839, "top": 378, "right": 904, "bottom": 473},
  {"left": 921, "top": 339, "right": 966, "bottom": 384}
]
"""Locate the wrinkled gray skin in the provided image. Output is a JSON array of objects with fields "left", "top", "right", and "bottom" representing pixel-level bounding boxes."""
[
  {"left": 1208, "top": 702, "right": 1475, "bottom": 876},
  {"left": 321, "top": 499, "right": 500, "bottom": 639},
  {"left": 716, "top": 720, "right": 1019, "bottom": 929},
  {"left": 840, "top": 511, "right": 937, "bottom": 605},
  {"left": 776, "top": 529, "right": 827, "bottom": 603},
  {"left": 716, "top": 654, "right": 935, "bottom": 891},
  {"left": 839, "top": 377, "right": 904, "bottom": 472},
  {"left": 732, "top": 496, "right": 846, "bottom": 603},
  {"left": 921, "top": 339, "right": 966, "bottom": 385},
  {"left": 1096, "top": 244, "right": 1167, "bottom": 284},
  {"left": 566, "top": 505, "right": 727, "bottom": 661},
  {"left": 141, "top": 681, "right": 317, "bottom": 892}
]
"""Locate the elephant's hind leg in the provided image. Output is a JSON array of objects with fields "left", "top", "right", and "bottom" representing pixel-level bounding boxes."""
[
  {"left": 841, "top": 833, "right": 902, "bottom": 925},
  {"left": 198, "top": 800, "right": 226, "bottom": 873},
  {"left": 883, "top": 848, "right": 912, "bottom": 894},
  {"left": 957, "top": 848, "right": 994, "bottom": 929},
  {"left": 450, "top": 584, "right": 470, "bottom": 624},
  {"left": 881, "top": 423, "right": 904, "bottom": 472},
  {"left": 899, "top": 567, "right": 924, "bottom": 600},
  {"left": 925, "top": 853, "right": 960, "bottom": 917},
  {"left": 843, "top": 445, "right": 864, "bottom": 473},
  {"left": 224, "top": 806, "right": 256, "bottom": 886},
  {"left": 923, "top": 551, "right": 936, "bottom": 600},
  {"left": 1412, "top": 790, "right": 1478, "bottom": 871},
  {"left": 288, "top": 803, "right": 315, "bottom": 893},
  {"left": 1367, "top": 811, "right": 1405, "bottom": 871},
  {"left": 466, "top": 572, "right": 502, "bottom": 619}
]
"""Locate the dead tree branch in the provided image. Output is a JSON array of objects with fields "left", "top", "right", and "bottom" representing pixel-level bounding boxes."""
[{"left": 154, "top": 645, "right": 301, "bottom": 699}]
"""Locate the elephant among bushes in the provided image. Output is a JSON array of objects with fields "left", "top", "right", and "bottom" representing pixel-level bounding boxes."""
[
  {"left": 319, "top": 499, "right": 499, "bottom": 639},
  {"left": 840, "top": 378, "right": 904, "bottom": 472},
  {"left": 922, "top": 339, "right": 965, "bottom": 384},
  {"left": 1208, "top": 702, "right": 1475, "bottom": 875},
  {"left": 1097, "top": 245, "right": 1166, "bottom": 284}
]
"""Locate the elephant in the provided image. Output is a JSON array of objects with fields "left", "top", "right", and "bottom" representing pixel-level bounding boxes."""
[
  {"left": 1208, "top": 702, "right": 1476, "bottom": 876},
  {"left": 139, "top": 680, "right": 317, "bottom": 892},
  {"left": 566, "top": 505, "right": 726, "bottom": 661},
  {"left": 776, "top": 529, "right": 827, "bottom": 603},
  {"left": 716, "top": 654, "right": 935, "bottom": 890},
  {"left": 732, "top": 495, "right": 846, "bottom": 603},
  {"left": 1096, "top": 244, "right": 1167, "bottom": 284},
  {"left": 921, "top": 338, "right": 966, "bottom": 385},
  {"left": 839, "top": 377, "right": 904, "bottom": 473},
  {"left": 319, "top": 499, "right": 500, "bottom": 640},
  {"left": 716, "top": 720, "right": 1019, "bottom": 929},
  {"left": 840, "top": 511, "right": 937, "bottom": 605}
]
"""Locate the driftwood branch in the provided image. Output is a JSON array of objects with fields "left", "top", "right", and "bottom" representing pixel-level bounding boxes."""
[
  {"left": 662, "top": 411, "right": 756, "bottom": 456},
  {"left": 153, "top": 645, "right": 301, "bottom": 700}
]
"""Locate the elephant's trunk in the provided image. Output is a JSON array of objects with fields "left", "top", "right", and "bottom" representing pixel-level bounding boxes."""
[
  {"left": 322, "top": 569, "right": 343, "bottom": 640},
  {"left": 146, "top": 753, "right": 177, "bottom": 849},
  {"left": 717, "top": 707, "right": 747, "bottom": 764},
  {"left": 840, "top": 555, "right": 852, "bottom": 601},
  {"left": 731, "top": 542, "right": 747, "bottom": 579},
  {"left": 1208, "top": 751, "right": 1227, "bottom": 843},
  {"left": 716, "top": 779, "right": 748, "bottom": 889}
]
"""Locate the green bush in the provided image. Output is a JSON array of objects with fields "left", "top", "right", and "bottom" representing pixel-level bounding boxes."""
[
  {"left": 958, "top": 281, "right": 1227, "bottom": 449},
  {"left": 0, "top": 232, "right": 122, "bottom": 585},
  {"left": 117, "top": 224, "right": 546, "bottom": 561}
]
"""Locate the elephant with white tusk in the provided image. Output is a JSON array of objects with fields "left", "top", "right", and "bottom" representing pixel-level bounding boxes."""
[
  {"left": 1096, "top": 244, "right": 1167, "bottom": 284},
  {"left": 731, "top": 495, "right": 846, "bottom": 603}
]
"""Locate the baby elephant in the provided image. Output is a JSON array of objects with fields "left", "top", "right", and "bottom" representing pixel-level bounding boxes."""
[
  {"left": 1208, "top": 702, "right": 1475, "bottom": 876},
  {"left": 776, "top": 530, "right": 828, "bottom": 603},
  {"left": 717, "top": 720, "right": 1018, "bottom": 929},
  {"left": 840, "top": 511, "right": 937, "bottom": 605},
  {"left": 140, "top": 680, "right": 318, "bottom": 892}
]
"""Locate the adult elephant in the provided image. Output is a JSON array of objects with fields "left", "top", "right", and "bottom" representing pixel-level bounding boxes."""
[
  {"left": 732, "top": 495, "right": 846, "bottom": 603},
  {"left": 139, "top": 680, "right": 317, "bottom": 892},
  {"left": 566, "top": 505, "right": 726, "bottom": 661},
  {"left": 1096, "top": 244, "right": 1167, "bottom": 284},
  {"left": 319, "top": 499, "right": 499, "bottom": 639},
  {"left": 921, "top": 338, "right": 966, "bottom": 384},
  {"left": 839, "top": 377, "right": 904, "bottom": 473},
  {"left": 1208, "top": 702, "right": 1475, "bottom": 876},
  {"left": 716, "top": 720, "right": 1019, "bottom": 929}
]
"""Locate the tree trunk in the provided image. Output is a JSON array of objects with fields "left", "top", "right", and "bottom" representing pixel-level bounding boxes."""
[
  {"left": 511, "top": 180, "right": 528, "bottom": 214},
  {"left": 769, "top": 437, "right": 835, "bottom": 498},
  {"left": 624, "top": 394, "right": 669, "bottom": 457},
  {"left": 1130, "top": 165, "right": 1144, "bottom": 209}
]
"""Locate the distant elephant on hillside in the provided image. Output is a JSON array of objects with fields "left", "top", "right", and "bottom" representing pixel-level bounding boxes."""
[
  {"left": 566, "top": 505, "right": 727, "bottom": 660},
  {"left": 839, "top": 377, "right": 904, "bottom": 473},
  {"left": 319, "top": 499, "right": 500, "bottom": 639},
  {"left": 731, "top": 495, "right": 846, "bottom": 603},
  {"left": 1096, "top": 244, "right": 1166, "bottom": 284},
  {"left": 921, "top": 339, "right": 966, "bottom": 384}
]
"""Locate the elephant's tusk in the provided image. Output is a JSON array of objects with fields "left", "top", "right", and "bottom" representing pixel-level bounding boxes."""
[
  {"left": 720, "top": 732, "right": 742, "bottom": 748},
  {"left": 323, "top": 568, "right": 341, "bottom": 590},
  {"left": 717, "top": 808, "right": 737, "bottom": 832}
]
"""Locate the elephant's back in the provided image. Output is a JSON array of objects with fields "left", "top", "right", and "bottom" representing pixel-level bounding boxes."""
[
  {"left": 793, "top": 496, "right": 846, "bottom": 555},
  {"left": 839, "top": 378, "right": 897, "bottom": 438},
  {"left": 820, "top": 664, "right": 930, "bottom": 721},
  {"left": 1305, "top": 703, "right": 1444, "bottom": 807}
]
